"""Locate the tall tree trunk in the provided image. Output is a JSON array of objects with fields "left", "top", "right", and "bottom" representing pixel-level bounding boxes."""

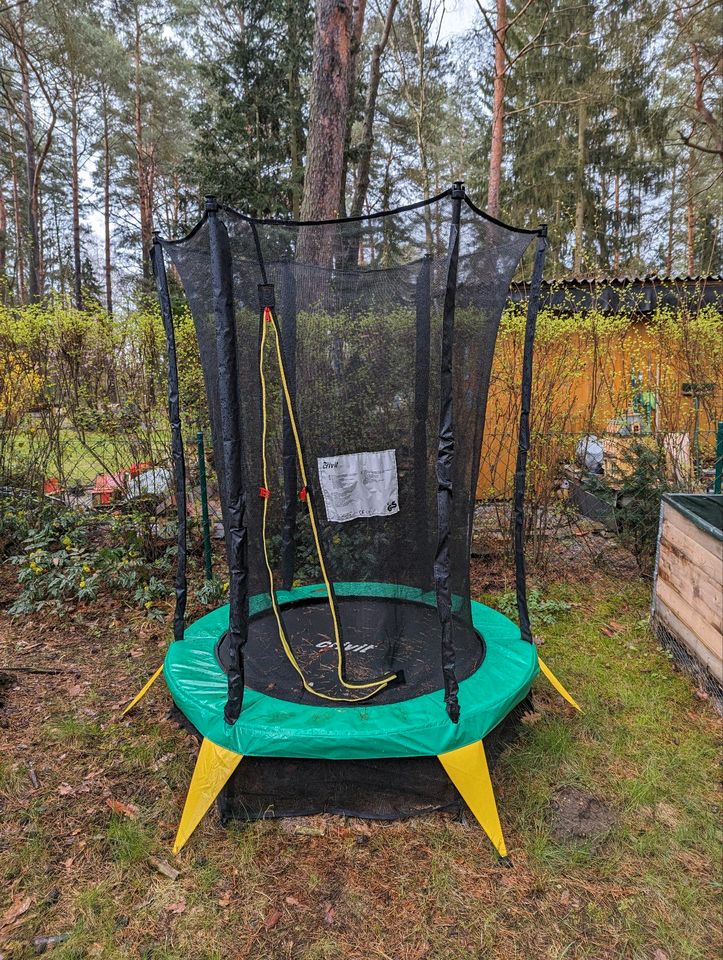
[
  {"left": 573, "top": 98, "right": 587, "bottom": 276},
  {"left": 338, "top": 0, "right": 367, "bottom": 215},
  {"left": 70, "top": 81, "right": 83, "bottom": 310},
  {"left": 417, "top": 115, "right": 433, "bottom": 250},
  {"left": 6, "top": 112, "right": 25, "bottom": 302},
  {"left": 351, "top": 0, "right": 398, "bottom": 217},
  {"left": 134, "top": 11, "right": 153, "bottom": 280},
  {"left": 101, "top": 105, "right": 117, "bottom": 402},
  {"left": 686, "top": 152, "right": 696, "bottom": 275},
  {"left": 613, "top": 173, "right": 620, "bottom": 272},
  {"left": 406, "top": 2, "right": 431, "bottom": 248},
  {"left": 286, "top": 0, "right": 304, "bottom": 218},
  {"left": 486, "top": 0, "right": 506, "bottom": 218},
  {"left": 38, "top": 183, "right": 45, "bottom": 292},
  {"left": 17, "top": 9, "right": 40, "bottom": 300},
  {"left": 0, "top": 186, "right": 7, "bottom": 302},
  {"left": 300, "top": 0, "right": 354, "bottom": 231},
  {"left": 53, "top": 196, "right": 65, "bottom": 300},
  {"left": 666, "top": 159, "right": 676, "bottom": 276},
  {"left": 102, "top": 90, "right": 113, "bottom": 315}
]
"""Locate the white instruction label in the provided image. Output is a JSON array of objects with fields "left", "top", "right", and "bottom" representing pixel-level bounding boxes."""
[{"left": 317, "top": 449, "right": 399, "bottom": 523}]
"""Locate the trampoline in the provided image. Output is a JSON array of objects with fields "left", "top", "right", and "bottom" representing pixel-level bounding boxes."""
[{"left": 127, "top": 184, "right": 579, "bottom": 858}]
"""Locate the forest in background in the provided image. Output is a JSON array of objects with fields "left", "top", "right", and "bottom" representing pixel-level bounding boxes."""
[{"left": 0, "top": 0, "right": 720, "bottom": 311}]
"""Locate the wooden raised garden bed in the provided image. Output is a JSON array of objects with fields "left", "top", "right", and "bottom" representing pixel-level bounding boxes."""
[{"left": 652, "top": 494, "right": 723, "bottom": 707}]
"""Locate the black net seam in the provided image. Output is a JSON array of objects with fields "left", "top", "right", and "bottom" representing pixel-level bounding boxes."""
[
  {"left": 462, "top": 195, "right": 543, "bottom": 236},
  {"left": 156, "top": 189, "right": 542, "bottom": 244}
]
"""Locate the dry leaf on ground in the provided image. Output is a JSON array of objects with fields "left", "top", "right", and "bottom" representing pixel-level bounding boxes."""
[
  {"left": 0, "top": 895, "right": 32, "bottom": 932},
  {"left": 106, "top": 797, "right": 139, "bottom": 818},
  {"left": 263, "top": 908, "right": 282, "bottom": 930}
]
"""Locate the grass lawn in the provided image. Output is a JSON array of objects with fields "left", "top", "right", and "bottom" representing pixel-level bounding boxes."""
[
  {"left": 8, "top": 428, "right": 169, "bottom": 487},
  {"left": 0, "top": 563, "right": 720, "bottom": 959}
]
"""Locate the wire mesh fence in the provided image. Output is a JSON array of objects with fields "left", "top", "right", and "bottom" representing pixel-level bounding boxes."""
[{"left": 651, "top": 617, "right": 723, "bottom": 712}]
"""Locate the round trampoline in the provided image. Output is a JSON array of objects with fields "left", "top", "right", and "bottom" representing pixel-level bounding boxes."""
[
  {"left": 165, "top": 585, "right": 538, "bottom": 760},
  {"left": 131, "top": 185, "right": 579, "bottom": 857}
]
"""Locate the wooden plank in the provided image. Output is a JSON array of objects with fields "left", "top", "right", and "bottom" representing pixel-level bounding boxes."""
[
  {"left": 660, "top": 518, "right": 721, "bottom": 582},
  {"left": 657, "top": 569, "right": 722, "bottom": 656},
  {"left": 658, "top": 541, "right": 723, "bottom": 627},
  {"left": 654, "top": 601, "right": 723, "bottom": 683},
  {"left": 655, "top": 577, "right": 723, "bottom": 662},
  {"left": 663, "top": 502, "right": 723, "bottom": 563}
]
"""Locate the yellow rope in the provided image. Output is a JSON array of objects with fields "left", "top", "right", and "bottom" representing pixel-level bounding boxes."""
[{"left": 259, "top": 305, "right": 396, "bottom": 701}]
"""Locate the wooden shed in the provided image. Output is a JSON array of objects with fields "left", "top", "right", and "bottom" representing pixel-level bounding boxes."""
[{"left": 652, "top": 494, "right": 723, "bottom": 707}]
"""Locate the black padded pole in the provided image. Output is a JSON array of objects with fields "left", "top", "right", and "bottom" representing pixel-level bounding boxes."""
[
  {"left": 206, "top": 196, "right": 249, "bottom": 723},
  {"left": 279, "top": 263, "right": 298, "bottom": 591},
  {"left": 150, "top": 237, "right": 187, "bottom": 643},
  {"left": 435, "top": 182, "right": 464, "bottom": 724},
  {"left": 413, "top": 254, "right": 432, "bottom": 569},
  {"left": 513, "top": 226, "right": 548, "bottom": 643}
]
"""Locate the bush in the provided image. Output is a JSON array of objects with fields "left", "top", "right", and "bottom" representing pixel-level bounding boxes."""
[
  {"left": 496, "top": 587, "right": 571, "bottom": 627},
  {"left": 585, "top": 440, "right": 673, "bottom": 570},
  {"left": 6, "top": 502, "right": 175, "bottom": 617}
]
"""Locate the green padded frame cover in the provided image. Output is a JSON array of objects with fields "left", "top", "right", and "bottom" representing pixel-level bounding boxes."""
[{"left": 163, "top": 583, "right": 539, "bottom": 760}]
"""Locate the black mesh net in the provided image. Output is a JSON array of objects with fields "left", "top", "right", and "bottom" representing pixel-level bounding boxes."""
[{"left": 162, "top": 191, "right": 535, "bottom": 712}]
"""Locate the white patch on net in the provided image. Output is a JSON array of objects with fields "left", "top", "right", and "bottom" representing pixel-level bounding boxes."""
[{"left": 317, "top": 449, "right": 399, "bottom": 523}]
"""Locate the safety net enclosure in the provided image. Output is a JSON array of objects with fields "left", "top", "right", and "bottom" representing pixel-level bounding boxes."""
[{"left": 135, "top": 184, "right": 580, "bottom": 857}]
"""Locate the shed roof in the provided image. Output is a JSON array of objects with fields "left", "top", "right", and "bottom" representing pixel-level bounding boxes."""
[{"left": 509, "top": 274, "right": 723, "bottom": 314}]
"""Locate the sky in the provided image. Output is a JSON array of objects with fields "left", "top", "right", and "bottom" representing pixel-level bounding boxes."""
[{"left": 440, "top": 0, "right": 479, "bottom": 40}]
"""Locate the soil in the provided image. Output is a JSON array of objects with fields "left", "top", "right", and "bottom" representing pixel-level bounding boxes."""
[
  {"left": 472, "top": 500, "right": 640, "bottom": 583},
  {"left": 550, "top": 785, "right": 617, "bottom": 842}
]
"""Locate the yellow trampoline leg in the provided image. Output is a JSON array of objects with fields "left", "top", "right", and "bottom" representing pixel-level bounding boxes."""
[
  {"left": 173, "top": 737, "right": 243, "bottom": 854},
  {"left": 438, "top": 740, "right": 507, "bottom": 858},
  {"left": 121, "top": 664, "right": 164, "bottom": 717},
  {"left": 537, "top": 656, "right": 582, "bottom": 712}
]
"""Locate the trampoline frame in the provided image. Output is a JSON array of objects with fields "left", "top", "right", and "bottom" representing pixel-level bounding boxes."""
[{"left": 163, "top": 586, "right": 539, "bottom": 760}]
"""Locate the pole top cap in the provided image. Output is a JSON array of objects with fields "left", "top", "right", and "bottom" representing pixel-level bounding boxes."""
[
  {"left": 451, "top": 181, "right": 465, "bottom": 198},
  {"left": 204, "top": 195, "right": 218, "bottom": 212}
]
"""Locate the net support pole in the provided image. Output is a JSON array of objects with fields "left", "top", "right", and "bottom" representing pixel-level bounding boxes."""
[
  {"left": 206, "top": 196, "right": 249, "bottom": 724},
  {"left": 414, "top": 254, "right": 432, "bottom": 565},
  {"left": 150, "top": 236, "right": 187, "bottom": 643},
  {"left": 435, "top": 182, "right": 464, "bottom": 724},
  {"left": 279, "top": 263, "right": 298, "bottom": 591},
  {"left": 513, "top": 226, "right": 548, "bottom": 643}
]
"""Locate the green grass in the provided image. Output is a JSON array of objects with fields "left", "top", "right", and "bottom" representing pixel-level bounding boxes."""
[
  {"left": 0, "top": 573, "right": 720, "bottom": 960},
  {"left": 106, "top": 817, "right": 154, "bottom": 865},
  {"left": 493, "top": 577, "right": 720, "bottom": 959},
  {"left": 45, "top": 716, "right": 105, "bottom": 747},
  {"left": 10, "top": 427, "right": 168, "bottom": 486}
]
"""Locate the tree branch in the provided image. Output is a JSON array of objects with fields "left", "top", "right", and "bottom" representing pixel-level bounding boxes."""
[{"left": 679, "top": 128, "right": 723, "bottom": 159}]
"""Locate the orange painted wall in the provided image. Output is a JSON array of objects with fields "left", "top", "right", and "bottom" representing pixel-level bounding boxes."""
[{"left": 476, "top": 318, "right": 722, "bottom": 498}]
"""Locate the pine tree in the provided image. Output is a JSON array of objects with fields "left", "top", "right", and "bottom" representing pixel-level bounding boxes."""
[{"left": 187, "top": 0, "right": 312, "bottom": 216}]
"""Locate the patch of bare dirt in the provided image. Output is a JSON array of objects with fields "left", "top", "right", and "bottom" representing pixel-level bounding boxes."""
[{"left": 550, "top": 786, "right": 616, "bottom": 842}]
